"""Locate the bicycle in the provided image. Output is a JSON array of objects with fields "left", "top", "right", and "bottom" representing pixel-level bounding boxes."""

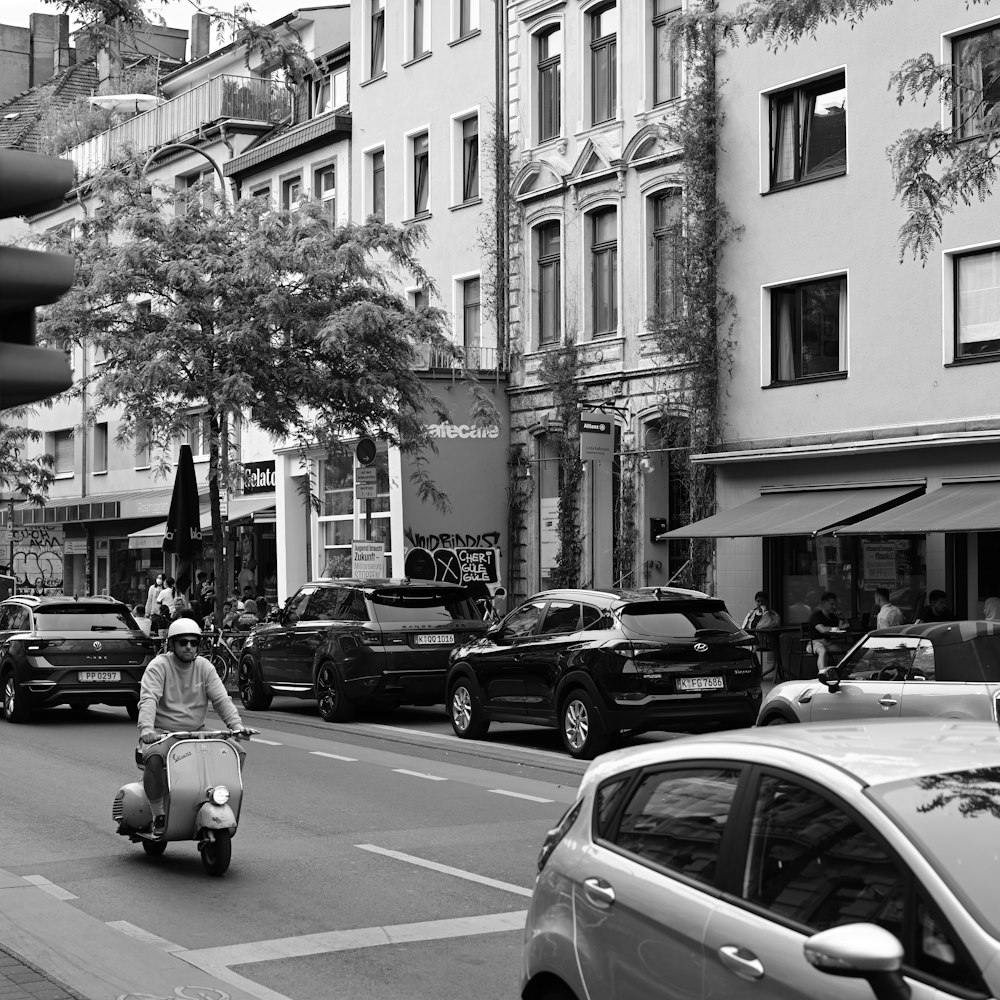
[{"left": 201, "top": 630, "right": 246, "bottom": 688}]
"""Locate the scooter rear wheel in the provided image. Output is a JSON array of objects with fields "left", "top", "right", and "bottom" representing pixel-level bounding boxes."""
[
  {"left": 201, "top": 829, "right": 232, "bottom": 876},
  {"left": 141, "top": 838, "right": 167, "bottom": 857}
]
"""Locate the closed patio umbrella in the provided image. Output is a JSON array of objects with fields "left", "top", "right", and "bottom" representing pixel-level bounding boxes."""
[{"left": 163, "top": 444, "right": 203, "bottom": 595}]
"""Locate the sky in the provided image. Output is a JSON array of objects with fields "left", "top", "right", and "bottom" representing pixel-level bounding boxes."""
[{"left": 0, "top": 0, "right": 304, "bottom": 42}]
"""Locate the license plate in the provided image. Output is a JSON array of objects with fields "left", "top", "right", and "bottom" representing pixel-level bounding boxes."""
[
  {"left": 676, "top": 676, "right": 724, "bottom": 692},
  {"left": 414, "top": 633, "right": 455, "bottom": 645},
  {"left": 78, "top": 670, "right": 121, "bottom": 682}
]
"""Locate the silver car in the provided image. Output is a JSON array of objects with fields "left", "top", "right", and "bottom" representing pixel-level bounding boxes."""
[
  {"left": 522, "top": 719, "right": 1000, "bottom": 1000},
  {"left": 757, "top": 621, "right": 1000, "bottom": 726}
]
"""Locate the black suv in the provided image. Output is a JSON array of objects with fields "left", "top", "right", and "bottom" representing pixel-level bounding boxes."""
[
  {"left": 237, "top": 578, "right": 487, "bottom": 721},
  {"left": 446, "top": 587, "right": 761, "bottom": 759},
  {"left": 0, "top": 595, "right": 157, "bottom": 723}
]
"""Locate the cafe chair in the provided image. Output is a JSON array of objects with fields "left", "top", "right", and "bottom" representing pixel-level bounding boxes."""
[{"left": 786, "top": 624, "right": 819, "bottom": 681}]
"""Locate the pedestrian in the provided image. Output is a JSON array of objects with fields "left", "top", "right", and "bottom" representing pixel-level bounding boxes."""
[
  {"left": 144, "top": 572, "right": 165, "bottom": 618},
  {"left": 153, "top": 577, "right": 176, "bottom": 640},
  {"left": 133, "top": 604, "right": 153, "bottom": 636},
  {"left": 192, "top": 570, "right": 208, "bottom": 617},
  {"left": 874, "top": 587, "right": 906, "bottom": 629},
  {"left": 917, "top": 590, "right": 956, "bottom": 623},
  {"left": 984, "top": 588, "right": 1000, "bottom": 621},
  {"left": 236, "top": 597, "right": 260, "bottom": 631}
]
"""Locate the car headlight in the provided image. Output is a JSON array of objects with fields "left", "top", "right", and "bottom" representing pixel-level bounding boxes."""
[{"left": 208, "top": 785, "right": 230, "bottom": 805}]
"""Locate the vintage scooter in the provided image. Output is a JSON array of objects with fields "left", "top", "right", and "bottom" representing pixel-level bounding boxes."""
[{"left": 112, "top": 728, "right": 257, "bottom": 876}]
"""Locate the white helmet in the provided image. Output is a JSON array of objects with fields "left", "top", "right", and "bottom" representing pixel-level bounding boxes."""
[{"left": 167, "top": 618, "right": 203, "bottom": 643}]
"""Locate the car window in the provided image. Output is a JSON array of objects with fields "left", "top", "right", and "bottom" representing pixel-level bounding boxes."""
[
  {"left": 594, "top": 775, "right": 633, "bottom": 839},
  {"left": 501, "top": 601, "right": 546, "bottom": 639},
  {"left": 742, "top": 773, "right": 905, "bottom": 940},
  {"left": 914, "top": 893, "right": 984, "bottom": 992},
  {"left": 619, "top": 605, "right": 744, "bottom": 639},
  {"left": 609, "top": 767, "right": 741, "bottom": 885},
  {"left": 581, "top": 604, "right": 605, "bottom": 629},
  {"left": 839, "top": 636, "right": 928, "bottom": 680},
  {"left": 336, "top": 589, "right": 368, "bottom": 621},
  {"left": 0, "top": 605, "right": 9, "bottom": 631},
  {"left": 303, "top": 587, "right": 342, "bottom": 622},
  {"left": 368, "top": 588, "right": 477, "bottom": 624},
  {"left": 537, "top": 601, "right": 580, "bottom": 636},
  {"left": 9, "top": 607, "right": 31, "bottom": 631},
  {"left": 33, "top": 606, "right": 137, "bottom": 631},
  {"left": 287, "top": 587, "right": 315, "bottom": 620}
]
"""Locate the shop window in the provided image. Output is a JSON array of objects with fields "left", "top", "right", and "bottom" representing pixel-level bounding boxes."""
[
  {"left": 770, "top": 275, "right": 846, "bottom": 382},
  {"left": 538, "top": 436, "right": 561, "bottom": 589},
  {"left": 955, "top": 246, "right": 1000, "bottom": 358},
  {"left": 769, "top": 73, "right": 846, "bottom": 190},
  {"left": 953, "top": 23, "right": 1000, "bottom": 140}
]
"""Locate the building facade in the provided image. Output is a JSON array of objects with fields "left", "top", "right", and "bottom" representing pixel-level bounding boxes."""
[{"left": 677, "top": 0, "right": 1000, "bottom": 627}]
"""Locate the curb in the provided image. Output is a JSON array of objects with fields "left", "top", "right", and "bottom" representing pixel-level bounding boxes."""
[{"left": 0, "top": 941, "right": 87, "bottom": 1000}]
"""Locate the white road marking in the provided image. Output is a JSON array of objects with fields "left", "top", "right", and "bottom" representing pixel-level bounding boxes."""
[
  {"left": 392, "top": 768, "right": 447, "bottom": 781},
  {"left": 359, "top": 722, "right": 572, "bottom": 760},
  {"left": 106, "top": 920, "right": 185, "bottom": 952},
  {"left": 22, "top": 875, "right": 77, "bottom": 900},
  {"left": 356, "top": 844, "right": 533, "bottom": 897},
  {"left": 250, "top": 736, "right": 283, "bottom": 746},
  {"left": 179, "top": 910, "right": 527, "bottom": 969},
  {"left": 310, "top": 750, "right": 358, "bottom": 761},
  {"left": 489, "top": 788, "right": 555, "bottom": 803}
]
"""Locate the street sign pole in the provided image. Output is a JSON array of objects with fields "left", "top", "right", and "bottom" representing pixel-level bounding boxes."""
[{"left": 355, "top": 438, "right": 378, "bottom": 548}]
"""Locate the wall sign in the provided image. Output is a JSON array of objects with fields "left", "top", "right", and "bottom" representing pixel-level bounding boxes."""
[
  {"left": 243, "top": 461, "right": 276, "bottom": 495},
  {"left": 352, "top": 540, "right": 385, "bottom": 580},
  {"left": 579, "top": 410, "right": 614, "bottom": 461}
]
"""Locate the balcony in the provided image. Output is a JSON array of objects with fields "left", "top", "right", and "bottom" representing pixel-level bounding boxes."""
[
  {"left": 414, "top": 344, "right": 512, "bottom": 378},
  {"left": 62, "top": 75, "right": 291, "bottom": 180}
]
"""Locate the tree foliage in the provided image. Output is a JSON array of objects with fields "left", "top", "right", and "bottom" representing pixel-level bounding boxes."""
[
  {"left": 35, "top": 159, "right": 470, "bottom": 616},
  {"left": 0, "top": 410, "right": 55, "bottom": 508}
]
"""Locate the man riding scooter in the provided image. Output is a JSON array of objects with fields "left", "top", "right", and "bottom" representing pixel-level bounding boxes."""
[{"left": 138, "top": 617, "right": 252, "bottom": 836}]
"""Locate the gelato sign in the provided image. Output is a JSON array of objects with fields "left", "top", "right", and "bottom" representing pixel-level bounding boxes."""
[
  {"left": 243, "top": 461, "right": 276, "bottom": 495},
  {"left": 426, "top": 422, "right": 500, "bottom": 440}
]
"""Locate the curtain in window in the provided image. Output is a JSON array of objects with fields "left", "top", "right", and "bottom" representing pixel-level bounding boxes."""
[
  {"left": 371, "top": 6, "right": 385, "bottom": 76},
  {"left": 414, "top": 148, "right": 428, "bottom": 215},
  {"left": 771, "top": 98, "right": 795, "bottom": 184},
  {"left": 413, "top": 0, "right": 424, "bottom": 56},
  {"left": 958, "top": 250, "right": 1000, "bottom": 353},
  {"left": 776, "top": 293, "right": 795, "bottom": 381},
  {"left": 463, "top": 122, "right": 479, "bottom": 200},
  {"left": 464, "top": 279, "right": 482, "bottom": 351}
]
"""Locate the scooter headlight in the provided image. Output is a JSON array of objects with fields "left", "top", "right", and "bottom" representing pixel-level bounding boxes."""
[{"left": 208, "top": 785, "right": 230, "bottom": 805}]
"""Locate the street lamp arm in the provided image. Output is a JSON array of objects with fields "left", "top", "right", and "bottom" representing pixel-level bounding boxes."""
[{"left": 142, "top": 144, "right": 231, "bottom": 205}]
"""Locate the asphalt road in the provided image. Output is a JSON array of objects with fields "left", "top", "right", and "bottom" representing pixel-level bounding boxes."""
[{"left": 0, "top": 701, "right": 589, "bottom": 1000}]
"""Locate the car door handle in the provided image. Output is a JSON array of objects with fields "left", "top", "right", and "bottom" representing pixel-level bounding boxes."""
[
  {"left": 718, "top": 945, "right": 764, "bottom": 980},
  {"left": 878, "top": 695, "right": 899, "bottom": 709},
  {"left": 582, "top": 878, "right": 615, "bottom": 909}
]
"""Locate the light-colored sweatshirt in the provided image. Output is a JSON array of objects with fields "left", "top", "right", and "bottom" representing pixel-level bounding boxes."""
[{"left": 138, "top": 653, "right": 242, "bottom": 736}]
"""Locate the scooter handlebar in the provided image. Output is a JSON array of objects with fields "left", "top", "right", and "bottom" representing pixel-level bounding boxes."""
[{"left": 144, "top": 728, "right": 259, "bottom": 743}]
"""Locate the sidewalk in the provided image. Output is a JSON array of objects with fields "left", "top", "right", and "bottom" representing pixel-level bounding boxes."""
[{"left": 0, "top": 867, "right": 276, "bottom": 1000}]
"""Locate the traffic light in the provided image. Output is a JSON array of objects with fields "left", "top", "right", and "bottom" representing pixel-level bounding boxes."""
[{"left": 1, "top": 149, "right": 75, "bottom": 410}]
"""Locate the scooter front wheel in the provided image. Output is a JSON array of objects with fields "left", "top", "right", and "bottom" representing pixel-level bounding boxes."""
[
  {"left": 201, "top": 829, "right": 232, "bottom": 876},
  {"left": 142, "top": 838, "right": 167, "bottom": 857}
]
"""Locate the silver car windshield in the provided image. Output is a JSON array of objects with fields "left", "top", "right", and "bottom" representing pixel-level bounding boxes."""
[{"left": 868, "top": 765, "right": 1000, "bottom": 937}]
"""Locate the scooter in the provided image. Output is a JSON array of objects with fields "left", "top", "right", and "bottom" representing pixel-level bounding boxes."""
[{"left": 112, "top": 728, "right": 257, "bottom": 876}]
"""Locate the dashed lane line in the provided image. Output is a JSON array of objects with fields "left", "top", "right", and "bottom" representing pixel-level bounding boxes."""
[
  {"left": 250, "top": 736, "right": 283, "bottom": 746},
  {"left": 392, "top": 768, "right": 447, "bottom": 781},
  {"left": 357, "top": 722, "right": 571, "bottom": 760},
  {"left": 310, "top": 750, "right": 359, "bottom": 761},
  {"left": 489, "top": 788, "right": 555, "bottom": 803},
  {"left": 355, "top": 844, "right": 534, "bottom": 897}
]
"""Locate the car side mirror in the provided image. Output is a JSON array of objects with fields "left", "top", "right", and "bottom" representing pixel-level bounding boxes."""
[
  {"left": 284, "top": 610, "right": 299, "bottom": 624},
  {"left": 486, "top": 622, "right": 503, "bottom": 639},
  {"left": 804, "top": 924, "right": 908, "bottom": 1000},
  {"left": 818, "top": 666, "right": 841, "bottom": 690}
]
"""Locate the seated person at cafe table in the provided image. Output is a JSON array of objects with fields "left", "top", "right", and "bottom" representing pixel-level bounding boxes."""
[
  {"left": 742, "top": 591, "right": 781, "bottom": 633},
  {"left": 807, "top": 591, "right": 851, "bottom": 671},
  {"left": 874, "top": 587, "right": 906, "bottom": 629},
  {"left": 916, "top": 589, "right": 956, "bottom": 623}
]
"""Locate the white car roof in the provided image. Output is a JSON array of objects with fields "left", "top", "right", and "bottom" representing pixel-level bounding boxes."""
[{"left": 580, "top": 720, "right": 1000, "bottom": 792}]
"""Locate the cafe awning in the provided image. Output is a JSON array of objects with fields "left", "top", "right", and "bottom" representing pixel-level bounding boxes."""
[
  {"left": 660, "top": 485, "right": 924, "bottom": 539},
  {"left": 226, "top": 493, "right": 276, "bottom": 524},
  {"left": 835, "top": 480, "right": 1000, "bottom": 535},
  {"left": 127, "top": 506, "right": 210, "bottom": 549}
]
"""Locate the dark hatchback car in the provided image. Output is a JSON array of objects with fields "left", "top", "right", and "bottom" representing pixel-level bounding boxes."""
[
  {"left": 446, "top": 588, "right": 761, "bottom": 759},
  {"left": 0, "top": 595, "right": 157, "bottom": 722},
  {"left": 237, "top": 578, "right": 487, "bottom": 721}
]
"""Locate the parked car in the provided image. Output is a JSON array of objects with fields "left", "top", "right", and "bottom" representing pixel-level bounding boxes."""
[
  {"left": 0, "top": 595, "right": 157, "bottom": 722},
  {"left": 446, "top": 587, "right": 761, "bottom": 759},
  {"left": 522, "top": 718, "right": 1000, "bottom": 1000},
  {"left": 756, "top": 620, "right": 1000, "bottom": 726},
  {"left": 237, "top": 578, "right": 487, "bottom": 721}
]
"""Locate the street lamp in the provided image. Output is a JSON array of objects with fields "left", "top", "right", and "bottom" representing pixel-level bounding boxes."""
[{"left": 142, "top": 143, "right": 233, "bottom": 207}]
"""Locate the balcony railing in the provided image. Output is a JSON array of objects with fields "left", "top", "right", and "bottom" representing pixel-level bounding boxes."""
[
  {"left": 414, "top": 344, "right": 512, "bottom": 375},
  {"left": 62, "top": 75, "right": 291, "bottom": 180}
]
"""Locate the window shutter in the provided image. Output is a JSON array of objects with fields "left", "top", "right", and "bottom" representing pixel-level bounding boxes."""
[{"left": 55, "top": 431, "right": 73, "bottom": 473}]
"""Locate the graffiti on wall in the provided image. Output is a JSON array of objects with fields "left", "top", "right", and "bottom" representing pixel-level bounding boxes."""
[
  {"left": 404, "top": 546, "right": 501, "bottom": 587},
  {"left": 405, "top": 530, "right": 501, "bottom": 551},
  {"left": 8, "top": 526, "right": 65, "bottom": 594}
]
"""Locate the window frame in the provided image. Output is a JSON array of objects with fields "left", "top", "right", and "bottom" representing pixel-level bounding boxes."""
[
  {"left": 536, "top": 24, "right": 562, "bottom": 144},
  {"left": 314, "top": 162, "right": 337, "bottom": 224},
  {"left": 457, "top": 0, "right": 479, "bottom": 40},
  {"left": 369, "top": 147, "right": 386, "bottom": 221},
  {"left": 651, "top": 188, "right": 682, "bottom": 323},
  {"left": 589, "top": 205, "right": 619, "bottom": 338},
  {"left": 952, "top": 23, "right": 1000, "bottom": 141},
  {"left": 411, "top": 131, "right": 430, "bottom": 217},
  {"left": 652, "top": 0, "right": 681, "bottom": 106},
  {"left": 281, "top": 174, "right": 302, "bottom": 212},
  {"left": 370, "top": 0, "right": 386, "bottom": 79},
  {"left": 312, "top": 66, "right": 348, "bottom": 116},
  {"left": 767, "top": 71, "right": 847, "bottom": 191},
  {"left": 50, "top": 429, "right": 74, "bottom": 476},
  {"left": 769, "top": 273, "right": 847, "bottom": 384},
  {"left": 590, "top": 2, "right": 619, "bottom": 127},
  {"left": 460, "top": 274, "right": 482, "bottom": 352},
  {"left": 411, "top": 0, "right": 429, "bottom": 60},
  {"left": 535, "top": 219, "right": 562, "bottom": 348},
  {"left": 953, "top": 245, "right": 1000, "bottom": 360},
  {"left": 92, "top": 421, "right": 109, "bottom": 474},
  {"left": 461, "top": 114, "right": 480, "bottom": 202}
]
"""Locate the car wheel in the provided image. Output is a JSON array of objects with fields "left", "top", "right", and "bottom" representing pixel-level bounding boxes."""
[
  {"left": 316, "top": 662, "right": 355, "bottom": 723},
  {"left": 559, "top": 690, "right": 609, "bottom": 760},
  {"left": 141, "top": 838, "right": 167, "bottom": 857},
  {"left": 763, "top": 713, "right": 796, "bottom": 725},
  {"left": 238, "top": 657, "right": 272, "bottom": 711},
  {"left": 533, "top": 984, "right": 578, "bottom": 1000},
  {"left": 126, "top": 700, "right": 139, "bottom": 721},
  {"left": 449, "top": 676, "right": 489, "bottom": 740},
  {"left": 1, "top": 668, "right": 31, "bottom": 723}
]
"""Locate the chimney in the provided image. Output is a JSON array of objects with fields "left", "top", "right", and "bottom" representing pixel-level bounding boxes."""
[
  {"left": 28, "top": 13, "right": 70, "bottom": 86},
  {"left": 191, "top": 13, "right": 210, "bottom": 62}
]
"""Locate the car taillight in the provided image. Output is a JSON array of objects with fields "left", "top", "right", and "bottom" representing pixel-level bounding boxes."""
[{"left": 537, "top": 800, "right": 583, "bottom": 873}]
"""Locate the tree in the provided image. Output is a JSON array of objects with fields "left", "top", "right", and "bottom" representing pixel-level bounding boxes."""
[
  {"left": 717, "top": 0, "right": 998, "bottom": 262},
  {"left": 36, "top": 160, "right": 479, "bottom": 622}
]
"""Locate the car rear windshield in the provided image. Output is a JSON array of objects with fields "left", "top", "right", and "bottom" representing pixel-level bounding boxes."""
[
  {"left": 368, "top": 589, "right": 479, "bottom": 624},
  {"left": 869, "top": 765, "right": 1000, "bottom": 938},
  {"left": 619, "top": 604, "right": 746, "bottom": 640},
  {"left": 34, "top": 606, "right": 139, "bottom": 632}
]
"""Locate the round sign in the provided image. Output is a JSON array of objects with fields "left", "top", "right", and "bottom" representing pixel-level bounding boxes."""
[{"left": 355, "top": 437, "right": 377, "bottom": 467}]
